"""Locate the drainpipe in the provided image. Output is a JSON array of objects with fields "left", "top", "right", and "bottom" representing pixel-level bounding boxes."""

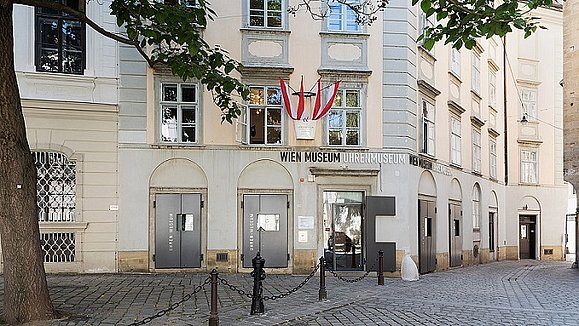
[{"left": 503, "top": 35, "right": 509, "bottom": 186}]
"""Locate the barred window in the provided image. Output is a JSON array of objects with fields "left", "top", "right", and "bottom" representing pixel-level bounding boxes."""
[
  {"left": 41, "top": 232, "right": 75, "bottom": 262},
  {"left": 34, "top": 152, "right": 76, "bottom": 222}
]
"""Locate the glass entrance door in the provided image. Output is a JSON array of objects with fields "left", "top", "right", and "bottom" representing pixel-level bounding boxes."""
[{"left": 323, "top": 191, "right": 364, "bottom": 271}]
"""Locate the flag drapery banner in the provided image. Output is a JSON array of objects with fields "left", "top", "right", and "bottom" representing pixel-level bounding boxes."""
[
  {"left": 280, "top": 78, "right": 340, "bottom": 121},
  {"left": 312, "top": 79, "right": 340, "bottom": 120},
  {"left": 280, "top": 77, "right": 305, "bottom": 120}
]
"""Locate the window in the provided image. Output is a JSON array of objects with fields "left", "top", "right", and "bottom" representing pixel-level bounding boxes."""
[
  {"left": 450, "top": 116, "right": 461, "bottom": 165},
  {"left": 472, "top": 184, "right": 481, "bottom": 229},
  {"left": 34, "top": 151, "right": 77, "bottom": 263},
  {"left": 328, "top": 89, "right": 361, "bottom": 146},
  {"left": 490, "top": 138, "right": 497, "bottom": 179},
  {"left": 489, "top": 71, "right": 496, "bottom": 108},
  {"left": 418, "top": 11, "right": 434, "bottom": 49},
  {"left": 471, "top": 53, "right": 481, "bottom": 93},
  {"left": 248, "top": 86, "right": 283, "bottom": 145},
  {"left": 521, "top": 88, "right": 537, "bottom": 121},
  {"left": 236, "top": 103, "right": 248, "bottom": 144},
  {"left": 164, "top": 0, "right": 198, "bottom": 7},
  {"left": 327, "top": 0, "right": 360, "bottom": 32},
  {"left": 521, "top": 149, "right": 538, "bottom": 184},
  {"left": 249, "top": 0, "right": 282, "bottom": 28},
  {"left": 421, "top": 99, "right": 435, "bottom": 156},
  {"left": 35, "top": 0, "right": 85, "bottom": 74},
  {"left": 450, "top": 48, "right": 461, "bottom": 76},
  {"left": 160, "top": 83, "right": 199, "bottom": 143},
  {"left": 472, "top": 129, "right": 481, "bottom": 173}
]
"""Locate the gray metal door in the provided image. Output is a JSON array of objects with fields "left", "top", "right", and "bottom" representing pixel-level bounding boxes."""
[
  {"left": 419, "top": 199, "right": 436, "bottom": 274},
  {"left": 155, "top": 194, "right": 202, "bottom": 268},
  {"left": 243, "top": 194, "right": 288, "bottom": 268},
  {"left": 449, "top": 203, "right": 462, "bottom": 267}
]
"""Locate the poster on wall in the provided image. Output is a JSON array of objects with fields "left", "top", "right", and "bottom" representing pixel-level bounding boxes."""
[{"left": 298, "top": 216, "right": 314, "bottom": 229}]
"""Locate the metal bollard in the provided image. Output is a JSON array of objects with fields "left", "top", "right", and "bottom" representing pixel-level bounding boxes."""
[
  {"left": 318, "top": 256, "right": 327, "bottom": 301},
  {"left": 378, "top": 250, "right": 384, "bottom": 286},
  {"left": 209, "top": 269, "right": 219, "bottom": 326},
  {"left": 250, "top": 252, "right": 266, "bottom": 315}
]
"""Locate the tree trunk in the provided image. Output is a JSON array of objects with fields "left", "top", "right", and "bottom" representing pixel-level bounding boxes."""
[{"left": 0, "top": 1, "right": 55, "bottom": 323}]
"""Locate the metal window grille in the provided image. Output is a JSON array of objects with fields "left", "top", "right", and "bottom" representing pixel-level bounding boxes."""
[
  {"left": 40, "top": 232, "right": 75, "bottom": 262},
  {"left": 34, "top": 152, "right": 76, "bottom": 222}
]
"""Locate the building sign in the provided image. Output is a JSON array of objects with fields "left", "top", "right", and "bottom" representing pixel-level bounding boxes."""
[
  {"left": 409, "top": 154, "right": 452, "bottom": 176},
  {"left": 278, "top": 151, "right": 452, "bottom": 176},
  {"left": 279, "top": 151, "right": 407, "bottom": 164}
]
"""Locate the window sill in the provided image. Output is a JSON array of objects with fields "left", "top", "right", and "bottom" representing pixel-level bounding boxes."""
[
  {"left": 319, "top": 146, "right": 370, "bottom": 151},
  {"left": 153, "top": 143, "right": 205, "bottom": 149},
  {"left": 241, "top": 27, "right": 291, "bottom": 34},
  {"left": 449, "top": 162, "right": 462, "bottom": 170},
  {"left": 472, "top": 170, "right": 482, "bottom": 177},
  {"left": 470, "top": 89, "right": 482, "bottom": 100},
  {"left": 448, "top": 71, "right": 461, "bottom": 82},
  {"left": 418, "top": 152, "right": 437, "bottom": 160},
  {"left": 319, "top": 30, "right": 369, "bottom": 37},
  {"left": 39, "top": 222, "right": 88, "bottom": 232},
  {"left": 473, "top": 228, "right": 480, "bottom": 232},
  {"left": 519, "top": 182, "right": 540, "bottom": 186}
]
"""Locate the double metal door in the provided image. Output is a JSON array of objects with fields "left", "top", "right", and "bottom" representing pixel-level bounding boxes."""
[
  {"left": 449, "top": 203, "right": 462, "bottom": 267},
  {"left": 419, "top": 199, "right": 436, "bottom": 274},
  {"left": 242, "top": 194, "right": 288, "bottom": 268},
  {"left": 155, "top": 194, "right": 202, "bottom": 268}
]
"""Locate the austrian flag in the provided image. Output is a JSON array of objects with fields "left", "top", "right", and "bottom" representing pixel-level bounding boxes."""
[{"left": 279, "top": 78, "right": 340, "bottom": 121}]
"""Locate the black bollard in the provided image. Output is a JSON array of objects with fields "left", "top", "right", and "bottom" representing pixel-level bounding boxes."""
[
  {"left": 378, "top": 250, "right": 384, "bottom": 286},
  {"left": 250, "top": 252, "right": 266, "bottom": 315},
  {"left": 209, "top": 269, "right": 219, "bottom": 326},
  {"left": 318, "top": 256, "right": 327, "bottom": 301}
]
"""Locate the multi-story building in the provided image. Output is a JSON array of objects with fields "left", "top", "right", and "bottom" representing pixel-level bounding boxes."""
[
  {"left": 8, "top": 0, "right": 119, "bottom": 272},
  {"left": 564, "top": 0, "right": 579, "bottom": 268},
  {"left": 8, "top": 0, "right": 565, "bottom": 274},
  {"left": 116, "top": 0, "right": 565, "bottom": 275}
]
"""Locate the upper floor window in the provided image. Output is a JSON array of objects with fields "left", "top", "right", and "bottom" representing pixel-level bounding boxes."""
[
  {"left": 489, "top": 71, "right": 497, "bottom": 108},
  {"left": 472, "top": 128, "right": 481, "bottom": 173},
  {"left": 450, "top": 116, "right": 461, "bottom": 165},
  {"left": 490, "top": 138, "right": 497, "bottom": 179},
  {"left": 327, "top": 89, "right": 362, "bottom": 146},
  {"left": 164, "top": 0, "right": 198, "bottom": 7},
  {"left": 521, "top": 88, "right": 537, "bottom": 121},
  {"left": 418, "top": 11, "right": 434, "bottom": 50},
  {"left": 471, "top": 53, "right": 481, "bottom": 93},
  {"left": 421, "top": 99, "right": 435, "bottom": 156},
  {"left": 35, "top": 0, "right": 85, "bottom": 74},
  {"left": 248, "top": 86, "right": 283, "bottom": 145},
  {"left": 472, "top": 184, "right": 481, "bottom": 229},
  {"left": 521, "top": 149, "right": 538, "bottom": 184},
  {"left": 249, "top": 0, "right": 282, "bottom": 28},
  {"left": 450, "top": 48, "right": 461, "bottom": 76},
  {"left": 327, "top": 0, "right": 360, "bottom": 32},
  {"left": 160, "top": 83, "right": 199, "bottom": 143}
]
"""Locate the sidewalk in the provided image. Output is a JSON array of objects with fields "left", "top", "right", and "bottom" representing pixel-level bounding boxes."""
[{"left": 6, "top": 260, "right": 579, "bottom": 325}]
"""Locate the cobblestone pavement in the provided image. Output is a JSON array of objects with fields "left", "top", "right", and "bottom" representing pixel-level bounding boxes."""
[{"left": 2, "top": 260, "right": 578, "bottom": 325}]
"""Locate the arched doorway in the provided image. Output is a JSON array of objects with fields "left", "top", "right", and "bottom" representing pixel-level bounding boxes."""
[
  {"left": 449, "top": 178, "right": 463, "bottom": 267},
  {"left": 519, "top": 196, "right": 540, "bottom": 259}
]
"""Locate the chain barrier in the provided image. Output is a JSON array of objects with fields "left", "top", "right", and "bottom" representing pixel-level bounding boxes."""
[
  {"left": 263, "top": 262, "right": 321, "bottom": 301},
  {"left": 327, "top": 257, "right": 378, "bottom": 283},
  {"left": 217, "top": 276, "right": 254, "bottom": 299},
  {"left": 127, "top": 276, "right": 212, "bottom": 326}
]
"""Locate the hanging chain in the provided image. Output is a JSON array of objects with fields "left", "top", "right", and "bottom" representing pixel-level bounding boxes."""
[
  {"left": 327, "top": 257, "right": 378, "bottom": 283},
  {"left": 217, "top": 276, "right": 254, "bottom": 299},
  {"left": 127, "top": 276, "right": 212, "bottom": 326},
  {"left": 263, "top": 262, "right": 321, "bottom": 301}
]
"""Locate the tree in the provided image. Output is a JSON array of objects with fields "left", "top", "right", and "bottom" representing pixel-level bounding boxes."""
[{"left": 0, "top": 0, "right": 247, "bottom": 323}]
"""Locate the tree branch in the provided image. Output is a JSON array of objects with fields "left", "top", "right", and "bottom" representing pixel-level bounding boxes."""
[{"left": 14, "top": 0, "right": 156, "bottom": 67}]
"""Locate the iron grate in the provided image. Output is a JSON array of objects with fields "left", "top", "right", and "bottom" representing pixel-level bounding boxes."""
[
  {"left": 34, "top": 152, "right": 76, "bottom": 222},
  {"left": 41, "top": 232, "right": 75, "bottom": 263}
]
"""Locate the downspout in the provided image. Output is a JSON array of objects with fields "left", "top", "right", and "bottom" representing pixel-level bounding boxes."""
[{"left": 503, "top": 35, "right": 509, "bottom": 186}]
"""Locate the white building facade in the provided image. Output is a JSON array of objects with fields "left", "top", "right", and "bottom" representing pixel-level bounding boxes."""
[
  {"left": 9, "top": 0, "right": 565, "bottom": 274},
  {"left": 8, "top": 0, "right": 119, "bottom": 272}
]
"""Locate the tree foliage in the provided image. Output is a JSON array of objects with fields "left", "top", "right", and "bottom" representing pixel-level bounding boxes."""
[{"left": 413, "top": 0, "right": 557, "bottom": 50}]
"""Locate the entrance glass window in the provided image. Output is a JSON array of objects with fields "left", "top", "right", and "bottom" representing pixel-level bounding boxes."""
[{"left": 323, "top": 191, "right": 364, "bottom": 271}]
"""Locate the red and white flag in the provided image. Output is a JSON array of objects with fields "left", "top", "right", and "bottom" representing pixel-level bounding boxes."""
[
  {"left": 280, "top": 77, "right": 305, "bottom": 120},
  {"left": 312, "top": 79, "right": 340, "bottom": 120}
]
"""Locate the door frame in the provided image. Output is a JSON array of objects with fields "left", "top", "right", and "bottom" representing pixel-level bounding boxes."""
[
  {"left": 318, "top": 187, "right": 369, "bottom": 271},
  {"left": 326, "top": 202, "right": 365, "bottom": 271},
  {"left": 149, "top": 188, "right": 207, "bottom": 272},
  {"left": 237, "top": 189, "right": 293, "bottom": 274},
  {"left": 488, "top": 209, "right": 498, "bottom": 261},
  {"left": 519, "top": 214, "right": 537, "bottom": 259},
  {"left": 448, "top": 200, "right": 462, "bottom": 268},
  {"left": 418, "top": 195, "right": 436, "bottom": 274}
]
